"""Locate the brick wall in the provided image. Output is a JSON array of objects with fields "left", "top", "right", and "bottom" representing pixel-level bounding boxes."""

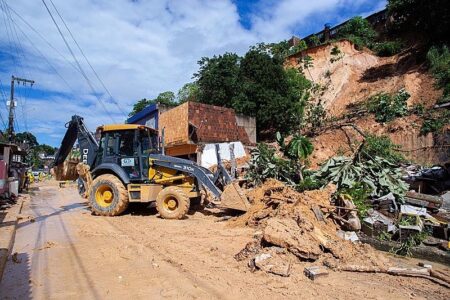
[
  {"left": 159, "top": 102, "right": 252, "bottom": 146},
  {"left": 158, "top": 102, "right": 189, "bottom": 145}
]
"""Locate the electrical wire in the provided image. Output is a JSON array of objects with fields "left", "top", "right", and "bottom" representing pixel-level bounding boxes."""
[
  {"left": 40, "top": 0, "right": 115, "bottom": 122},
  {"left": 48, "top": 0, "right": 127, "bottom": 117},
  {"left": 4, "top": 2, "right": 80, "bottom": 74}
]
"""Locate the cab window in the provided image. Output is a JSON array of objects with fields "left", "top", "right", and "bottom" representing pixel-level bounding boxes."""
[{"left": 118, "top": 130, "right": 135, "bottom": 156}]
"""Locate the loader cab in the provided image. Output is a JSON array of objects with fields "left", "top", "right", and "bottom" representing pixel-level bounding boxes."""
[{"left": 95, "top": 124, "right": 159, "bottom": 182}]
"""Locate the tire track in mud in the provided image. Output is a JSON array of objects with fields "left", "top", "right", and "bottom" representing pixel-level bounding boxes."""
[{"left": 77, "top": 205, "right": 227, "bottom": 299}]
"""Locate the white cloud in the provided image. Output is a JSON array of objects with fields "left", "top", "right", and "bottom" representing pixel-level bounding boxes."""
[{"left": 0, "top": 0, "right": 385, "bottom": 145}]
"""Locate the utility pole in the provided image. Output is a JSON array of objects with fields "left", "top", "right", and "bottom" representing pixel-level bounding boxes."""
[{"left": 8, "top": 75, "right": 34, "bottom": 142}]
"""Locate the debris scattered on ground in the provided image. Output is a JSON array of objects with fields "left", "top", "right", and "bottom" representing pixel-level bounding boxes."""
[
  {"left": 232, "top": 179, "right": 388, "bottom": 277},
  {"left": 36, "top": 241, "right": 57, "bottom": 251}
]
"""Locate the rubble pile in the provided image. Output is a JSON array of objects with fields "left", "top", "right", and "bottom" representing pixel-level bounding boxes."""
[{"left": 232, "top": 179, "right": 388, "bottom": 277}]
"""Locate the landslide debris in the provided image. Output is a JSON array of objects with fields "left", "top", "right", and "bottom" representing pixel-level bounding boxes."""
[{"left": 232, "top": 179, "right": 388, "bottom": 277}]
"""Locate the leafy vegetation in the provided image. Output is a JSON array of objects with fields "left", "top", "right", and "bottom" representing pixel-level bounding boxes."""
[
  {"left": 129, "top": 91, "right": 178, "bottom": 117},
  {"left": 367, "top": 89, "right": 410, "bottom": 122},
  {"left": 276, "top": 132, "right": 313, "bottom": 181},
  {"left": 194, "top": 52, "right": 241, "bottom": 108},
  {"left": 387, "top": 0, "right": 449, "bottom": 43},
  {"left": 390, "top": 232, "right": 427, "bottom": 257},
  {"left": 14, "top": 131, "right": 56, "bottom": 169},
  {"left": 314, "top": 155, "right": 408, "bottom": 201},
  {"left": 361, "top": 134, "right": 405, "bottom": 164},
  {"left": 246, "top": 143, "right": 296, "bottom": 185},
  {"left": 177, "top": 82, "right": 199, "bottom": 103},
  {"left": 309, "top": 35, "right": 321, "bottom": 47},
  {"left": 372, "top": 40, "right": 402, "bottom": 57},
  {"left": 194, "top": 48, "right": 313, "bottom": 136},
  {"left": 427, "top": 45, "right": 450, "bottom": 103},
  {"left": 336, "top": 16, "right": 377, "bottom": 49},
  {"left": 330, "top": 46, "right": 344, "bottom": 63},
  {"left": 337, "top": 182, "right": 372, "bottom": 218},
  {"left": 420, "top": 110, "right": 450, "bottom": 135},
  {"left": 305, "top": 101, "right": 327, "bottom": 129}
]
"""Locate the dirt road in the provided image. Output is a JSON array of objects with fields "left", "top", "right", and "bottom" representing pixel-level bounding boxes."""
[{"left": 1, "top": 182, "right": 448, "bottom": 299}]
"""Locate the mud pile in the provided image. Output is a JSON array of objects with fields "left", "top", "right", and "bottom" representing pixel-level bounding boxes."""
[{"left": 232, "top": 179, "right": 388, "bottom": 277}]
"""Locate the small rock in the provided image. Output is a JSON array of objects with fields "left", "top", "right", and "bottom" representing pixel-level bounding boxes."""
[
  {"left": 304, "top": 266, "right": 329, "bottom": 280},
  {"left": 253, "top": 253, "right": 291, "bottom": 277},
  {"left": 417, "top": 262, "right": 432, "bottom": 269}
]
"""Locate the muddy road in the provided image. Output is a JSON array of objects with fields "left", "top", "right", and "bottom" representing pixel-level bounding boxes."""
[{"left": 1, "top": 182, "right": 448, "bottom": 299}]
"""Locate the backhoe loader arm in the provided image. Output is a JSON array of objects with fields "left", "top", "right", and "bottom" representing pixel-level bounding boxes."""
[
  {"left": 53, "top": 115, "right": 99, "bottom": 168},
  {"left": 149, "top": 154, "right": 250, "bottom": 211}
]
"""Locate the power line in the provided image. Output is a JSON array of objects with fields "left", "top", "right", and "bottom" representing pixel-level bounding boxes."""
[
  {"left": 0, "top": 0, "right": 31, "bottom": 131},
  {"left": 4, "top": 2, "right": 80, "bottom": 73},
  {"left": 8, "top": 14, "right": 79, "bottom": 104},
  {"left": 40, "top": 0, "right": 115, "bottom": 122},
  {"left": 48, "top": 0, "right": 127, "bottom": 117}
]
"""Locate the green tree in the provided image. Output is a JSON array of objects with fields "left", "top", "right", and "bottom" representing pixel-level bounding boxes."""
[
  {"left": 194, "top": 52, "right": 241, "bottom": 107},
  {"left": 36, "top": 144, "right": 57, "bottom": 156},
  {"left": 155, "top": 91, "right": 176, "bottom": 105},
  {"left": 15, "top": 131, "right": 38, "bottom": 147},
  {"left": 177, "top": 82, "right": 199, "bottom": 103},
  {"left": 129, "top": 98, "right": 151, "bottom": 117},
  {"left": 233, "top": 49, "right": 300, "bottom": 135},
  {"left": 427, "top": 46, "right": 450, "bottom": 102},
  {"left": 285, "top": 68, "right": 312, "bottom": 129},
  {"left": 336, "top": 16, "right": 377, "bottom": 49},
  {"left": 308, "top": 35, "right": 321, "bottom": 47},
  {"left": 128, "top": 91, "right": 178, "bottom": 117},
  {"left": 388, "top": 0, "right": 449, "bottom": 43}
]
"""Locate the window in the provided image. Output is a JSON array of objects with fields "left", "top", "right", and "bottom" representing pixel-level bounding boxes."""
[
  {"left": 118, "top": 130, "right": 135, "bottom": 156},
  {"left": 106, "top": 134, "right": 116, "bottom": 156}
]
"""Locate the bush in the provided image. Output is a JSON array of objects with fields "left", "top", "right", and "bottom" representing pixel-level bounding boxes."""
[
  {"left": 246, "top": 143, "right": 297, "bottom": 185},
  {"left": 336, "top": 16, "right": 377, "bottom": 49},
  {"left": 367, "top": 89, "right": 410, "bottom": 122},
  {"left": 373, "top": 41, "right": 402, "bottom": 57},
  {"left": 296, "top": 176, "right": 325, "bottom": 192},
  {"left": 337, "top": 182, "right": 371, "bottom": 218},
  {"left": 305, "top": 101, "right": 327, "bottom": 129},
  {"left": 420, "top": 110, "right": 450, "bottom": 135},
  {"left": 362, "top": 134, "right": 405, "bottom": 164},
  {"left": 427, "top": 45, "right": 450, "bottom": 103}
]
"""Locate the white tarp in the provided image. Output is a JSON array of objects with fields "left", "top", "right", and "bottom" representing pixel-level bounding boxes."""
[{"left": 200, "top": 142, "right": 246, "bottom": 168}]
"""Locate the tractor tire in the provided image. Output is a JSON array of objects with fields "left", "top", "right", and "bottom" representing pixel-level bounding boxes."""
[
  {"left": 89, "top": 174, "right": 129, "bottom": 216},
  {"left": 156, "top": 186, "right": 190, "bottom": 220}
]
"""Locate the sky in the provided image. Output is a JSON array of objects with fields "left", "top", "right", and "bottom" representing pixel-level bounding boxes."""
[{"left": 0, "top": 0, "right": 386, "bottom": 146}]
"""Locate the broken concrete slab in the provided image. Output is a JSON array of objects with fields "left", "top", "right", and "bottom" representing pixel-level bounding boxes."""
[
  {"left": 253, "top": 252, "right": 291, "bottom": 277},
  {"left": 337, "top": 230, "right": 359, "bottom": 243},
  {"left": 304, "top": 266, "right": 329, "bottom": 280},
  {"left": 262, "top": 217, "right": 322, "bottom": 261}
]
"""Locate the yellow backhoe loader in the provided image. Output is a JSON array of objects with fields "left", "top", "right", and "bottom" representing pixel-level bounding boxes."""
[{"left": 52, "top": 115, "right": 250, "bottom": 219}]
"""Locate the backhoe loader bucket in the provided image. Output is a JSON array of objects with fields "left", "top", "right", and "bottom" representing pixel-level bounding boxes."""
[
  {"left": 220, "top": 182, "right": 251, "bottom": 212},
  {"left": 51, "top": 153, "right": 80, "bottom": 181}
]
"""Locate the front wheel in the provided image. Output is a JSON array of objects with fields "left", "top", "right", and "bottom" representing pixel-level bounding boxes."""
[
  {"left": 156, "top": 187, "right": 190, "bottom": 219},
  {"left": 89, "top": 174, "right": 129, "bottom": 216}
]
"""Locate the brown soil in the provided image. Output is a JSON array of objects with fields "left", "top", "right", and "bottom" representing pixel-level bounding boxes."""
[
  {"left": 286, "top": 40, "right": 446, "bottom": 167},
  {"left": 2, "top": 182, "right": 448, "bottom": 299},
  {"left": 231, "top": 180, "right": 388, "bottom": 272}
]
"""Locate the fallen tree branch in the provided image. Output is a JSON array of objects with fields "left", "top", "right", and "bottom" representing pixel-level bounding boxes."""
[{"left": 330, "top": 264, "right": 450, "bottom": 288}]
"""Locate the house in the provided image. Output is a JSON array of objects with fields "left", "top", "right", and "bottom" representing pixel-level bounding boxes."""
[
  {"left": 125, "top": 103, "right": 171, "bottom": 129},
  {"left": 127, "top": 101, "right": 256, "bottom": 165}
]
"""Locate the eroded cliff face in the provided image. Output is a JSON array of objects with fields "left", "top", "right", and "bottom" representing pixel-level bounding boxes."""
[{"left": 286, "top": 40, "right": 448, "bottom": 166}]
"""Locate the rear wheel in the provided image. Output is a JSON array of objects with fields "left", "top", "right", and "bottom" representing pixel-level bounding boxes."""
[
  {"left": 156, "top": 186, "right": 190, "bottom": 219},
  {"left": 89, "top": 174, "right": 129, "bottom": 216}
]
